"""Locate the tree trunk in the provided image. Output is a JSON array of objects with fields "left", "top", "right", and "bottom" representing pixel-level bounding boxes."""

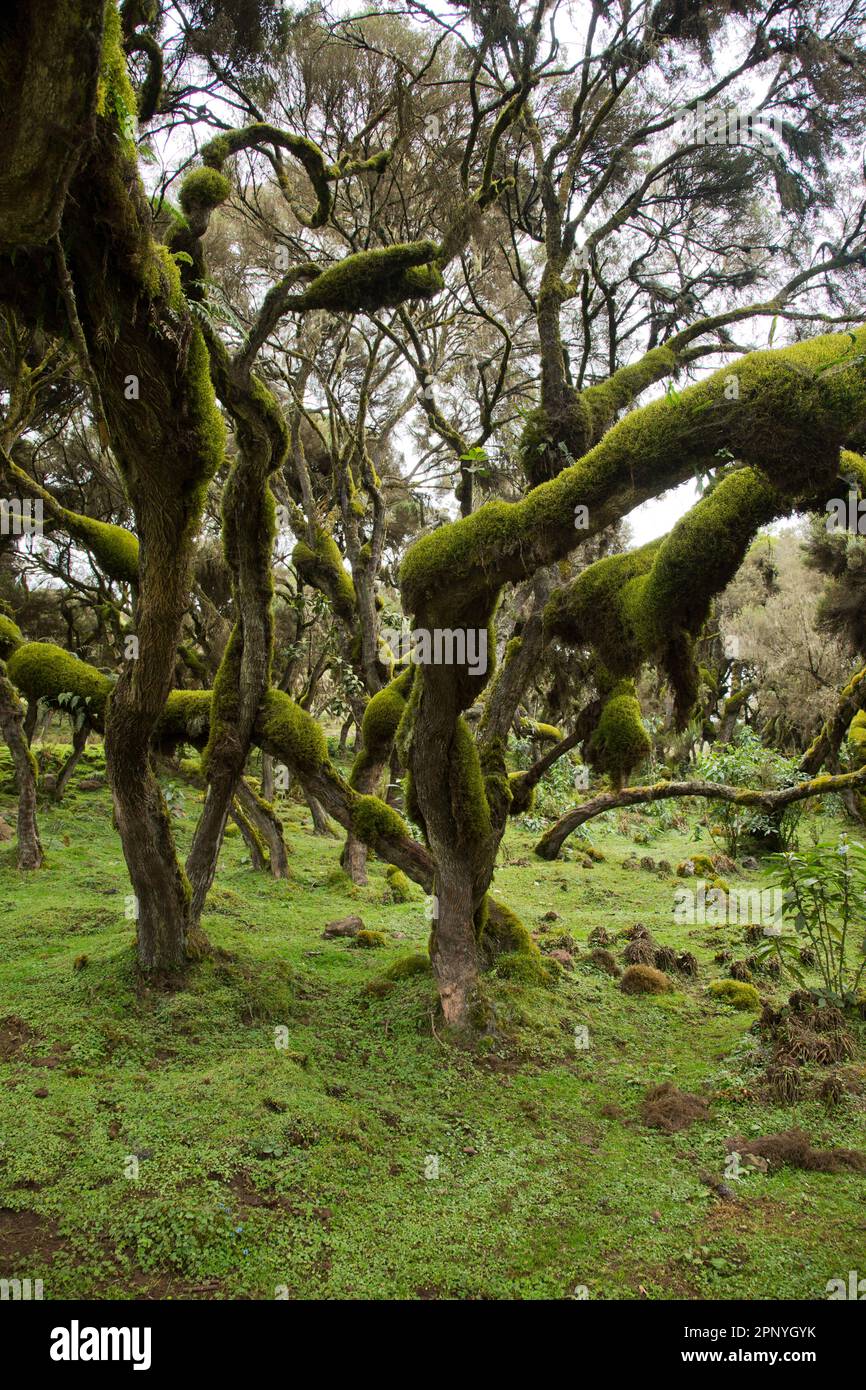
[
  {"left": 53, "top": 720, "right": 89, "bottom": 801},
  {"left": 23, "top": 698, "right": 38, "bottom": 745},
  {"left": 235, "top": 777, "right": 291, "bottom": 878},
  {"left": 0, "top": 666, "right": 43, "bottom": 869},
  {"left": 430, "top": 866, "right": 478, "bottom": 1031},
  {"left": 230, "top": 798, "right": 268, "bottom": 871},
  {"left": 306, "top": 791, "right": 336, "bottom": 836}
]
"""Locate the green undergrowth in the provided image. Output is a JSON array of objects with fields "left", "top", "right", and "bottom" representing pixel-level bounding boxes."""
[{"left": 0, "top": 756, "right": 864, "bottom": 1300}]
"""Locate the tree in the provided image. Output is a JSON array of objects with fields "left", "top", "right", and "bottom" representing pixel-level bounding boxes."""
[{"left": 2, "top": 0, "right": 866, "bottom": 1035}]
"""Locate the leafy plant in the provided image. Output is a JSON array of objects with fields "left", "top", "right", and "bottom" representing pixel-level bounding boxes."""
[
  {"left": 695, "top": 728, "right": 805, "bottom": 856},
  {"left": 758, "top": 837, "right": 866, "bottom": 1008}
]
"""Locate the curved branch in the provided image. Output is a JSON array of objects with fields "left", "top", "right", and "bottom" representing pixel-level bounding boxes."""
[{"left": 534, "top": 770, "right": 866, "bottom": 860}]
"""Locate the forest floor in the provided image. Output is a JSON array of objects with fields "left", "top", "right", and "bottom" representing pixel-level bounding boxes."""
[{"left": 0, "top": 744, "right": 864, "bottom": 1301}]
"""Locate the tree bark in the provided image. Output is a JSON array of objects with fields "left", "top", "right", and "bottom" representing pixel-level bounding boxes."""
[
  {"left": 0, "top": 666, "right": 42, "bottom": 869},
  {"left": 53, "top": 720, "right": 89, "bottom": 801}
]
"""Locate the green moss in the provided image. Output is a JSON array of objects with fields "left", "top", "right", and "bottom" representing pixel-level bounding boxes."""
[
  {"left": 384, "top": 864, "right": 419, "bottom": 903},
  {"left": 495, "top": 951, "right": 557, "bottom": 986},
  {"left": 293, "top": 530, "right": 356, "bottom": 623},
  {"left": 7, "top": 643, "right": 112, "bottom": 714},
  {"left": 97, "top": 0, "right": 138, "bottom": 155},
  {"left": 383, "top": 953, "right": 431, "bottom": 980},
  {"left": 620, "top": 964, "right": 672, "bottom": 995},
  {"left": 451, "top": 716, "right": 492, "bottom": 845},
  {"left": 402, "top": 327, "right": 866, "bottom": 641},
  {"left": 297, "top": 242, "right": 444, "bottom": 314},
  {"left": 479, "top": 896, "right": 537, "bottom": 966},
  {"left": 157, "top": 690, "right": 213, "bottom": 745},
  {"left": 708, "top": 979, "right": 761, "bottom": 1011},
  {"left": 353, "top": 929, "right": 386, "bottom": 949},
  {"left": 677, "top": 854, "right": 716, "bottom": 877},
  {"left": 0, "top": 615, "right": 23, "bottom": 659},
  {"left": 350, "top": 670, "right": 412, "bottom": 789},
  {"left": 589, "top": 681, "right": 651, "bottom": 787},
  {"left": 507, "top": 771, "right": 536, "bottom": 816},
  {"left": 350, "top": 794, "right": 409, "bottom": 844},
  {"left": 179, "top": 167, "right": 231, "bottom": 216},
  {"left": 256, "top": 690, "right": 328, "bottom": 778}
]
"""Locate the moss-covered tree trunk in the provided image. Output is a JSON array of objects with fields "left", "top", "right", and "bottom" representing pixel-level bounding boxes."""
[
  {"left": 52, "top": 720, "right": 89, "bottom": 801},
  {"left": 58, "top": 7, "right": 225, "bottom": 973},
  {"left": 0, "top": 665, "right": 42, "bottom": 869}
]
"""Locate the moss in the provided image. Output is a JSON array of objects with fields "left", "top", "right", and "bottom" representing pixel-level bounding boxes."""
[
  {"left": 98, "top": 0, "right": 138, "bottom": 156},
  {"left": 179, "top": 167, "right": 231, "bottom": 217},
  {"left": 495, "top": 951, "right": 557, "bottom": 986},
  {"left": 507, "top": 771, "right": 536, "bottom": 816},
  {"left": 0, "top": 453, "right": 140, "bottom": 586},
  {"left": 451, "top": 716, "right": 492, "bottom": 845},
  {"left": 353, "top": 929, "right": 386, "bottom": 949},
  {"left": 296, "top": 242, "right": 444, "bottom": 314},
  {"left": 402, "top": 327, "right": 866, "bottom": 641},
  {"left": 384, "top": 864, "right": 419, "bottom": 903},
  {"left": 7, "top": 642, "right": 112, "bottom": 714},
  {"left": 350, "top": 669, "right": 412, "bottom": 789},
  {"left": 847, "top": 709, "right": 866, "bottom": 767},
  {"left": 256, "top": 689, "right": 328, "bottom": 778},
  {"left": 589, "top": 680, "right": 651, "bottom": 787},
  {"left": 350, "top": 793, "right": 408, "bottom": 844},
  {"left": 710, "top": 876, "right": 730, "bottom": 893},
  {"left": 383, "top": 952, "right": 431, "bottom": 980},
  {"left": 157, "top": 689, "right": 212, "bottom": 745},
  {"left": 0, "top": 615, "right": 23, "bottom": 659},
  {"left": 479, "top": 896, "right": 537, "bottom": 966},
  {"left": 708, "top": 979, "right": 761, "bottom": 1011},
  {"left": 293, "top": 530, "right": 356, "bottom": 623},
  {"left": 516, "top": 717, "right": 562, "bottom": 742},
  {"left": 620, "top": 964, "right": 673, "bottom": 995},
  {"left": 677, "top": 854, "right": 716, "bottom": 877}
]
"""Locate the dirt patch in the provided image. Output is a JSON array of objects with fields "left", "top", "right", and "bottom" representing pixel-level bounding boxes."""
[
  {"left": 0, "top": 1206, "right": 65, "bottom": 1275},
  {"left": 726, "top": 1127, "right": 866, "bottom": 1175},
  {"left": 0, "top": 1015, "right": 39, "bottom": 1061},
  {"left": 640, "top": 1082, "right": 709, "bottom": 1133}
]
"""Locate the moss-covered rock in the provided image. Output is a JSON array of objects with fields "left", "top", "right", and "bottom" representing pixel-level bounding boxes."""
[
  {"left": 708, "top": 978, "right": 761, "bottom": 1011},
  {"left": 353, "top": 929, "right": 386, "bottom": 949},
  {"left": 495, "top": 951, "right": 557, "bottom": 986},
  {"left": 384, "top": 864, "right": 420, "bottom": 903},
  {"left": 383, "top": 952, "right": 431, "bottom": 980}
]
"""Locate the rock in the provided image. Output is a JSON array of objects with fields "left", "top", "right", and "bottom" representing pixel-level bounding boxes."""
[
  {"left": 78, "top": 777, "right": 105, "bottom": 790},
  {"left": 639, "top": 856, "right": 656, "bottom": 872},
  {"left": 322, "top": 914, "right": 365, "bottom": 939},
  {"left": 741, "top": 856, "right": 759, "bottom": 871},
  {"left": 0, "top": 816, "right": 12, "bottom": 841},
  {"left": 540, "top": 910, "right": 560, "bottom": 922}
]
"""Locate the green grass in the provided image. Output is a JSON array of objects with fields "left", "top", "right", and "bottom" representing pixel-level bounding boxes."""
[{"left": 0, "top": 755, "right": 864, "bottom": 1300}]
